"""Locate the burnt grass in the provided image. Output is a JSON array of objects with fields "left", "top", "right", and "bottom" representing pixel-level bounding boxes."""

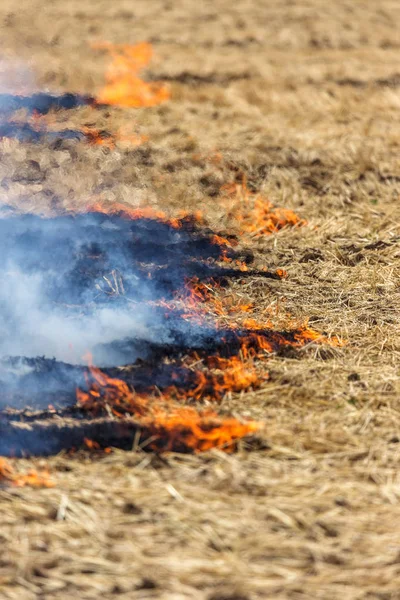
[
  {"left": 0, "top": 209, "right": 291, "bottom": 416},
  {"left": 0, "top": 209, "right": 284, "bottom": 423},
  {"left": 1, "top": 1, "right": 400, "bottom": 599}
]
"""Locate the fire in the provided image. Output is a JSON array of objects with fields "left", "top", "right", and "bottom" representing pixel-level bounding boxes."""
[
  {"left": 222, "top": 177, "right": 306, "bottom": 237},
  {"left": 74, "top": 251, "right": 339, "bottom": 455},
  {"left": 83, "top": 438, "right": 112, "bottom": 454},
  {"left": 140, "top": 407, "right": 261, "bottom": 453},
  {"left": 76, "top": 362, "right": 261, "bottom": 453},
  {"left": 237, "top": 328, "right": 322, "bottom": 359},
  {"left": 171, "top": 355, "right": 264, "bottom": 401},
  {"left": 0, "top": 113, "right": 147, "bottom": 148},
  {"left": 30, "top": 113, "right": 147, "bottom": 148},
  {"left": 78, "top": 353, "right": 264, "bottom": 409},
  {"left": 78, "top": 126, "right": 115, "bottom": 148},
  {"left": 0, "top": 458, "right": 54, "bottom": 488},
  {"left": 210, "top": 234, "right": 236, "bottom": 248},
  {"left": 79, "top": 125, "right": 147, "bottom": 148},
  {"left": 0, "top": 43, "right": 163, "bottom": 148},
  {"left": 85, "top": 201, "right": 204, "bottom": 230},
  {"left": 86, "top": 201, "right": 173, "bottom": 224},
  {"left": 202, "top": 355, "right": 265, "bottom": 396},
  {"left": 190, "top": 154, "right": 306, "bottom": 239},
  {"left": 175, "top": 278, "right": 226, "bottom": 318},
  {"left": 93, "top": 41, "right": 170, "bottom": 108},
  {"left": 77, "top": 363, "right": 149, "bottom": 417},
  {"left": 71, "top": 197, "right": 339, "bottom": 455},
  {"left": 0, "top": 148, "right": 339, "bottom": 458},
  {"left": 0, "top": 35, "right": 344, "bottom": 463}
]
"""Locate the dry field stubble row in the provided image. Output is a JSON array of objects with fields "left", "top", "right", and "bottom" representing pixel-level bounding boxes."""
[{"left": 1, "top": 1, "right": 400, "bottom": 599}]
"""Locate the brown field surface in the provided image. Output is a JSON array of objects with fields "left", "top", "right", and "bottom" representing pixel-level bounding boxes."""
[{"left": 1, "top": 1, "right": 400, "bottom": 598}]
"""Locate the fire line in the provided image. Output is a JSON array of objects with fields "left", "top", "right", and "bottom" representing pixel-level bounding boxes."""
[{"left": 0, "top": 203, "right": 339, "bottom": 458}]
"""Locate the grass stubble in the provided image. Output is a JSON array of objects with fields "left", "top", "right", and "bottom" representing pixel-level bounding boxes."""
[{"left": 1, "top": 1, "right": 400, "bottom": 598}]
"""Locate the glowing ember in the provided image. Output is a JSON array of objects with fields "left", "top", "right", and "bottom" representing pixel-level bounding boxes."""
[
  {"left": 84, "top": 438, "right": 112, "bottom": 454},
  {"left": 93, "top": 41, "right": 170, "bottom": 108},
  {"left": 0, "top": 458, "right": 54, "bottom": 488}
]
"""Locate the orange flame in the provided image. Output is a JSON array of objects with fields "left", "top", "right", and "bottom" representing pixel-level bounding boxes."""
[
  {"left": 0, "top": 458, "right": 54, "bottom": 488},
  {"left": 93, "top": 41, "right": 170, "bottom": 108},
  {"left": 76, "top": 363, "right": 261, "bottom": 453},
  {"left": 71, "top": 194, "right": 339, "bottom": 455},
  {"left": 84, "top": 201, "right": 204, "bottom": 231},
  {"left": 80, "top": 126, "right": 147, "bottom": 148},
  {"left": 141, "top": 406, "right": 260, "bottom": 453},
  {"left": 29, "top": 113, "right": 147, "bottom": 149},
  {"left": 222, "top": 177, "right": 306, "bottom": 237},
  {"left": 77, "top": 352, "right": 264, "bottom": 410},
  {"left": 83, "top": 438, "right": 112, "bottom": 454}
]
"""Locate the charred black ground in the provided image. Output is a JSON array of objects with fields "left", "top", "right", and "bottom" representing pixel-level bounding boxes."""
[
  {"left": 0, "top": 211, "right": 235, "bottom": 361},
  {"left": 0, "top": 93, "right": 107, "bottom": 145},
  {"left": 0, "top": 210, "right": 276, "bottom": 406},
  {"left": 0, "top": 210, "right": 314, "bottom": 456},
  {"left": 0, "top": 122, "right": 111, "bottom": 144},
  {"left": 1, "top": 2, "right": 400, "bottom": 597},
  {"left": 0, "top": 92, "right": 95, "bottom": 116}
]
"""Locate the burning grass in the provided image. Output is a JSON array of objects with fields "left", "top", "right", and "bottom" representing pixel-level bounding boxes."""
[
  {"left": 0, "top": 120, "right": 146, "bottom": 148},
  {"left": 0, "top": 457, "right": 54, "bottom": 488},
  {"left": 0, "top": 41, "right": 166, "bottom": 149},
  {"left": 0, "top": 67, "right": 337, "bottom": 458},
  {"left": 76, "top": 363, "right": 261, "bottom": 453},
  {"left": 0, "top": 198, "right": 338, "bottom": 456},
  {"left": 1, "top": 2, "right": 400, "bottom": 598},
  {"left": 70, "top": 288, "right": 337, "bottom": 453},
  {"left": 93, "top": 41, "right": 170, "bottom": 108},
  {"left": 0, "top": 37, "right": 337, "bottom": 458},
  {"left": 66, "top": 200, "right": 339, "bottom": 454},
  {"left": 221, "top": 176, "right": 307, "bottom": 238},
  {"left": 84, "top": 200, "right": 204, "bottom": 230}
]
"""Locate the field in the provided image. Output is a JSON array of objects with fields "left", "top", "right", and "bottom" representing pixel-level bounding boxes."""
[{"left": 1, "top": 1, "right": 400, "bottom": 598}]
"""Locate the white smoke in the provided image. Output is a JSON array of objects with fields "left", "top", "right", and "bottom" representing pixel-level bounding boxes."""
[{"left": 0, "top": 264, "right": 172, "bottom": 366}]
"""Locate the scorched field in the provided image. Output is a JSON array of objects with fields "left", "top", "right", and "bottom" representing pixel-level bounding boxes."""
[{"left": 1, "top": 1, "right": 400, "bottom": 599}]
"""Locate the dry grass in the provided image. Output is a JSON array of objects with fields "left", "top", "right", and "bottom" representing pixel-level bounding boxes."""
[{"left": 1, "top": 0, "right": 400, "bottom": 598}]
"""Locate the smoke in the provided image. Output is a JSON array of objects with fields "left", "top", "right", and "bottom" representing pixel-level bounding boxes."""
[
  {"left": 0, "top": 60, "right": 231, "bottom": 377},
  {"left": 0, "top": 63, "right": 215, "bottom": 370},
  {"left": 0, "top": 211, "right": 229, "bottom": 371},
  {"left": 0, "top": 213, "right": 186, "bottom": 366},
  {"left": 0, "top": 265, "right": 170, "bottom": 365}
]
